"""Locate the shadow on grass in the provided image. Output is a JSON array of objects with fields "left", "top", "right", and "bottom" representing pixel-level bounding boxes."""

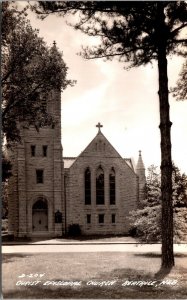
[
  {"left": 3, "top": 267, "right": 187, "bottom": 299},
  {"left": 134, "top": 253, "right": 187, "bottom": 258},
  {"left": 3, "top": 253, "right": 35, "bottom": 264},
  {"left": 2, "top": 234, "right": 134, "bottom": 245},
  {"left": 61, "top": 234, "right": 131, "bottom": 241},
  {"left": 154, "top": 267, "right": 172, "bottom": 280}
]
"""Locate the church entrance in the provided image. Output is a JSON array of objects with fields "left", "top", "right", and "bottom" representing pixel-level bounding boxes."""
[{"left": 32, "top": 198, "right": 48, "bottom": 232}]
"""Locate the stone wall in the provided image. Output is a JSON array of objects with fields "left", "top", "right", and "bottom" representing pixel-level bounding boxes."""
[
  {"left": 7, "top": 89, "right": 64, "bottom": 238},
  {"left": 65, "top": 132, "right": 138, "bottom": 235}
]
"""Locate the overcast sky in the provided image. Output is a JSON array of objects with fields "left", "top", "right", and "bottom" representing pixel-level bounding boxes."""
[{"left": 22, "top": 2, "right": 187, "bottom": 174}]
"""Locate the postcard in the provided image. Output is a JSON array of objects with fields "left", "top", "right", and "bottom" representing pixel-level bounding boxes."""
[{"left": 2, "top": 1, "right": 187, "bottom": 299}]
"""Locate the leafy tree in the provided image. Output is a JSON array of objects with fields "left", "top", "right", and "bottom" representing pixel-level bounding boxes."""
[
  {"left": 2, "top": 153, "right": 12, "bottom": 183},
  {"left": 172, "top": 60, "right": 187, "bottom": 101},
  {"left": 1, "top": 153, "right": 11, "bottom": 219},
  {"left": 2, "top": 2, "right": 74, "bottom": 145},
  {"left": 33, "top": 1, "right": 187, "bottom": 268},
  {"left": 130, "top": 165, "right": 187, "bottom": 243},
  {"left": 2, "top": 182, "right": 9, "bottom": 220}
]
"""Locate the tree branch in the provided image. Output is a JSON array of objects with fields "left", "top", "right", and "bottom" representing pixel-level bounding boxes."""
[
  {"left": 171, "top": 23, "right": 187, "bottom": 36},
  {"left": 171, "top": 38, "right": 187, "bottom": 44}
]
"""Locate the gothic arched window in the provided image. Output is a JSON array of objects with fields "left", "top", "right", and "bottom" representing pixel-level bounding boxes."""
[
  {"left": 96, "top": 166, "right": 105, "bottom": 205},
  {"left": 109, "top": 168, "right": 116, "bottom": 205},
  {"left": 85, "top": 168, "right": 91, "bottom": 205}
]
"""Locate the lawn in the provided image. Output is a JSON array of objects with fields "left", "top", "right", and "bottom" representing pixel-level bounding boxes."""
[{"left": 2, "top": 252, "right": 187, "bottom": 299}]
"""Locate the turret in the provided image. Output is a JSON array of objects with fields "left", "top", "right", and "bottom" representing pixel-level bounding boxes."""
[{"left": 136, "top": 150, "right": 146, "bottom": 203}]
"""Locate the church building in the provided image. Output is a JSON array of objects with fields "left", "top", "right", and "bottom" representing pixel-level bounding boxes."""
[{"left": 7, "top": 87, "right": 146, "bottom": 238}]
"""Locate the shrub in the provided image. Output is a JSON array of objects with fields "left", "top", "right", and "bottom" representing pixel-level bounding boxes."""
[
  {"left": 68, "top": 224, "right": 81, "bottom": 237},
  {"left": 2, "top": 219, "right": 8, "bottom": 232}
]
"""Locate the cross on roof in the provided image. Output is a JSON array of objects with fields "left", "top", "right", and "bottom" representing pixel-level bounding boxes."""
[
  {"left": 96, "top": 122, "right": 103, "bottom": 132},
  {"left": 53, "top": 41, "right": 56, "bottom": 46}
]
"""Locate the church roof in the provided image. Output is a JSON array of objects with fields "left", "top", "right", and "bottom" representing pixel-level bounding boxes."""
[
  {"left": 63, "top": 157, "right": 76, "bottom": 169},
  {"left": 124, "top": 158, "right": 135, "bottom": 170},
  {"left": 63, "top": 123, "right": 135, "bottom": 172},
  {"left": 79, "top": 128, "right": 122, "bottom": 159},
  {"left": 63, "top": 156, "right": 134, "bottom": 170}
]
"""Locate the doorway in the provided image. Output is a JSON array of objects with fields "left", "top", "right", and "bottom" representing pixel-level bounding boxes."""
[{"left": 32, "top": 198, "right": 48, "bottom": 232}]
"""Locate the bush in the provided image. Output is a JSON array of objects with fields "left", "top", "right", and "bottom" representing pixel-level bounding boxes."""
[
  {"left": 129, "top": 226, "right": 143, "bottom": 238},
  {"left": 2, "top": 219, "right": 8, "bottom": 232},
  {"left": 129, "top": 164, "right": 187, "bottom": 243},
  {"left": 68, "top": 224, "right": 81, "bottom": 237}
]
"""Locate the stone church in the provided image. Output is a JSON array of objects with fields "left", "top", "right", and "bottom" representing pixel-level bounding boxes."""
[{"left": 7, "top": 88, "right": 146, "bottom": 238}]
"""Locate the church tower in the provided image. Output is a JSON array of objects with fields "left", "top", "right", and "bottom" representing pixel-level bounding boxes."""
[
  {"left": 8, "top": 42, "right": 64, "bottom": 238},
  {"left": 136, "top": 150, "right": 146, "bottom": 203}
]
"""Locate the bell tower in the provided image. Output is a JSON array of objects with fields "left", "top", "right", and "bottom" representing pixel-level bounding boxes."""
[{"left": 8, "top": 42, "right": 64, "bottom": 238}]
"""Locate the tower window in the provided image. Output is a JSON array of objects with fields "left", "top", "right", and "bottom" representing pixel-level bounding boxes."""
[
  {"left": 96, "top": 166, "right": 104, "bottom": 205},
  {"left": 85, "top": 168, "right": 91, "bottom": 205},
  {"left": 36, "top": 169, "right": 44, "bottom": 184},
  {"left": 87, "top": 214, "right": 91, "bottom": 224},
  {"left": 109, "top": 168, "right": 116, "bottom": 205},
  {"left": 43, "top": 145, "right": 48, "bottom": 157},
  {"left": 31, "top": 145, "right": 36, "bottom": 157},
  {"left": 111, "top": 214, "right": 116, "bottom": 224},
  {"left": 98, "top": 214, "right": 104, "bottom": 224}
]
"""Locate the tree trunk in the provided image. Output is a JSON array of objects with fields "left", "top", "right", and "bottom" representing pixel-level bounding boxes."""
[{"left": 157, "top": 3, "right": 174, "bottom": 269}]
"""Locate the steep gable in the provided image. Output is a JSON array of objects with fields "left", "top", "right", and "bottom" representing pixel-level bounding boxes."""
[
  {"left": 79, "top": 130, "right": 122, "bottom": 159},
  {"left": 64, "top": 128, "right": 137, "bottom": 174}
]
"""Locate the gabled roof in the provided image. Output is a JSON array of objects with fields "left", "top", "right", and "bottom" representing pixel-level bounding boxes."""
[
  {"left": 63, "top": 127, "right": 135, "bottom": 172},
  {"left": 124, "top": 158, "right": 135, "bottom": 171},
  {"left": 78, "top": 130, "right": 122, "bottom": 159}
]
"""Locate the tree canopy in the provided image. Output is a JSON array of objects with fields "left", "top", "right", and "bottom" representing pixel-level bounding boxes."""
[
  {"left": 34, "top": 1, "right": 187, "bottom": 63},
  {"left": 172, "top": 60, "right": 187, "bottom": 101},
  {"left": 2, "top": 2, "right": 74, "bottom": 144}
]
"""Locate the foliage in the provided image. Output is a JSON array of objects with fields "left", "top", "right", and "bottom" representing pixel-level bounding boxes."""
[
  {"left": 130, "top": 165, "right": 187, "bottom": 243},
  {"left": 2, "top": 2, "right": 74, "bottom": 144},
  {"left": 2, "top": 181, "right": 9, "bottom": 219},
  {"left": 2, "top": 219, "right": 8, "bottom": 231},
  {"left": 2, "top": 153, "right": 11, "bottom": 218},
  {"left": 172, "top": 60, "right": 187, "bottom": 101},
  {"left": 34, "top": 2, "right": 187, "bottom": 64},
  {"left": 68, "top": 224, "right": 82, "bottom": 237},
  {"left": 2, "top": 153, "right": 12, "bottom": 183}
]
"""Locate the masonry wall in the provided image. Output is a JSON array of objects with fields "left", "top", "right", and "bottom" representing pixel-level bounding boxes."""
[
  {"left": 7, "top": 89, "right": 64, "bottom": 238},
  {"left": 65, "top": 133, "right": 138, "bottom": 235}
]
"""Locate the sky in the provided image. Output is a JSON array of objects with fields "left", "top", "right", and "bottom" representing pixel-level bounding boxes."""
[{"left": 20, "top": 2, "right": 187, "bottom": 174}]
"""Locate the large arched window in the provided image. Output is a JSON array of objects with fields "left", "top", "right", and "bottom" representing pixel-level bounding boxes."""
[
  {"left": 109, "top": 168, "right": 116, "bottom": 205},
  {"left": 85, "top": 168, "right": 91, "bottom": 205},
  {"left": 96, "top": 166, "right": 104, "bottom": 205}
]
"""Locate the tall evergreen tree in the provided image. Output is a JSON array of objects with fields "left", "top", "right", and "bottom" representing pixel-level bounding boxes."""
[{"left": 33, "top": 1, "right": 187, "bottom": 268}]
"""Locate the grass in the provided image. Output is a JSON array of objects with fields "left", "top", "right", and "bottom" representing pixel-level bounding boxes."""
[{"left": 2, "top": 252, "right": 187, "bottom": 299}]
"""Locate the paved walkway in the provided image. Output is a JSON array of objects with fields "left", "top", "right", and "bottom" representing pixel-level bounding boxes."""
[
  {"left": 2, "top": 236, "right": 136, "bottom": 244},
  {"left": 2, "top": 239, "right": 187, "bottom": 254}
]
